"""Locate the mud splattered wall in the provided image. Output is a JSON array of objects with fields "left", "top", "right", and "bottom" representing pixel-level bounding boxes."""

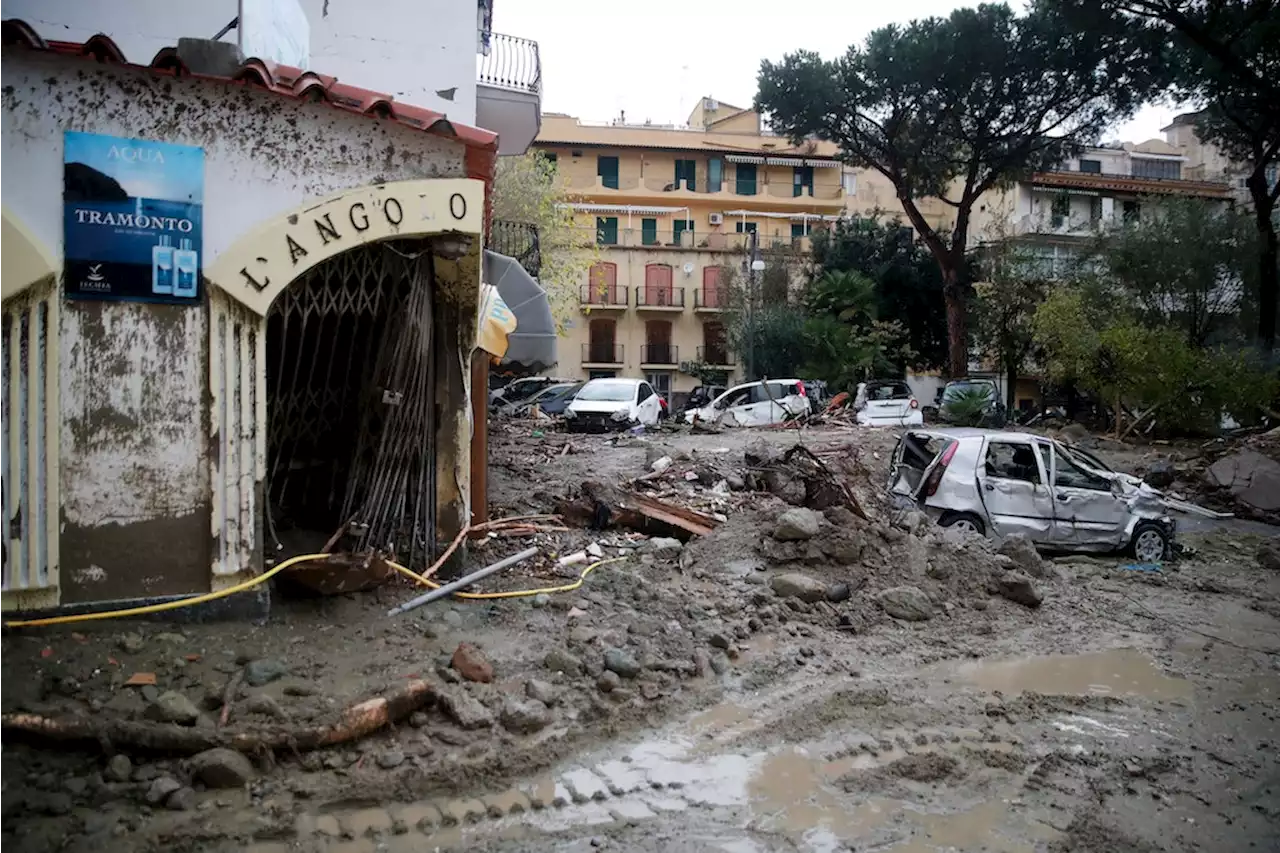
[{"left": 0, "top": 50, "right": 469, "bottom": 606}]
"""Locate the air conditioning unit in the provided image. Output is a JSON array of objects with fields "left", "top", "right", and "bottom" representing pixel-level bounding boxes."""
[
  {"left": 679, "top": 361, "right": 693, "bottom": 374},
  {"left": 708, "top": 213, "right": 724, "bottom": 226}
]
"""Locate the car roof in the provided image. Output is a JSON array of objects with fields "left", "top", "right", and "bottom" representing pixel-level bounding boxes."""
[
  {"left": 909, "top": 428, "right": 1044, "bottom": 443},
  {"left": 584, "top": 377, "right": 642, "bottom": 385}
]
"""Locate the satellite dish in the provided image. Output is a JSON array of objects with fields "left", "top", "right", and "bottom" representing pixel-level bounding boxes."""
[{"left": 682, "top": 262, "right": 695, "bottom": 276}]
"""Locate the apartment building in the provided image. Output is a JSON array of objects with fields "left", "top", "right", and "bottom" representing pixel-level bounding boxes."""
[
  {"left": 533, "top": 98, "right": 846, "bottom": 401},
  {"left": 1164, "top": 110, "right": 1280, "bottom": 212}
]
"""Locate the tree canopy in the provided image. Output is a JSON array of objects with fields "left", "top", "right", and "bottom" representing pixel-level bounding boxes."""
[{"left": 756, "top": 1, "right": 1156, "bottom": 377}]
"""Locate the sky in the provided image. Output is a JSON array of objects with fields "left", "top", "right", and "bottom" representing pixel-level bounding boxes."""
[{"left": 497, "top": 0, "right": 1183, "bottom": 143}]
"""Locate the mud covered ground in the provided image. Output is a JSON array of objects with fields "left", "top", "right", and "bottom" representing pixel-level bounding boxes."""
[{"left": 3, "top": 423, "right": 1279, "bottom": 852}]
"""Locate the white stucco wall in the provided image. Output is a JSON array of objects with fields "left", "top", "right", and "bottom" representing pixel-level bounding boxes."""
[
  {"left": 2, "top": 0, "right": 481, "bottom": 125},
  {"left": 1, "top": 49, "right": 468, "bottom": 603}
]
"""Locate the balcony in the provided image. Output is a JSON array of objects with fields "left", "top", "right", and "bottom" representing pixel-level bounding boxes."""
[
  {"left": 635, "top": 287, "right": 685, "bottom": 311},
  {"left": 640, "top": 344, "right": 679, "bottom": 366},
  {"left": 487, "top": 220, "right": 541, "bottom": 277},
  {"left": 578, "top": 284, "right": 628, "bottom": 309},
  {"left": 694, "top": 287, "right": 729, "bottom": 311},
  {"left": 697, "top": 347, "right": 736, "bottom": 367},
  {"left": 476, "top": 33, "right": 542, "bottom": 155},
  {"left": 1030, "top": 170, "right": 1231, "bottom": 200},
  {"left": 765, "top": 184, "right": 845, "bottom": 201},
  {"left": 582, "top": 343, "right": 624, "bottom": 366},
  {"left": 566, "top": 173, "right": 846, "bottom": 209}
]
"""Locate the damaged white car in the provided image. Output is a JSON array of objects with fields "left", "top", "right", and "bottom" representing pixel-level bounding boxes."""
[
  {"left": 684, "top": 379, "right": 811, "bottom": 427},
  {"left": 888, "top": 429, "right": 1178, "bottom": 561}
]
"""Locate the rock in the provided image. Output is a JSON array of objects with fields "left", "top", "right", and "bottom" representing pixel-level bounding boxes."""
[
  {"left": 165, "top": 787, "right": 197, "bottom": 811},
  {"left": 282, "top": 681, "right": 318, "bottom": 697},
  {"left": 63, "top": 776, "right": 88, "bottom": 796},
  {"left": 709, "top": 652, "right": 730, "bottom": 675},
  {"left": 708, "top": 632, "right": 731, "bottom": 650},
  {"left": 744, "top": 438, "right": 782, "bottom": 467},
  {"left": 532, "top": 593, "right": 551, "bottom": 609},
  {"left": 451, "top": 642, "right": 494, "bottom": 683},
  {"left": 526, "top": 679, "right": 561, "bottom": 706},
  {"left": 693, "top": 649, "right": 711, "bottom": 677},
  {"left": 377, "top": 749, "right": 406, "bottom": 770},
  {"left": 1059, "top": 423, "right": 1089, "bottom": 442},
  {"left": 501, "top": 698, "right": 552, "bottom": 734},
  {"left": 145, "top": 691, "right": 201, "bottom": 726},
  {"left": 996, "top": 572, "right": 1043, "bottom": 608},
  {"left": 442, "top": 610, "right": 464, "bottom": 628},
  {"left": 604, "top": 648, "right": 642, "bottom": 679},
  {"left": 597, "top": 671, "right": 622, "bottom": 692},
  {"left": 1207, "top": 450, "right": 1280, "bottom": 511},
  {"left": 875, "top": 586, "right": 934, "bottom": 622},
  {"left": 773, "top": 507, "right": 822, "bottom": 541},
  {"left": 650, "top": 455, "right": 673, "bottom": 473},
  {"left": 190, "top": 748, "right": 256, "bottom": 789},
  {"left": 118, "top": 633, "right": 145, "bottom": 654},
  {"left": 826, "top": 582, "right": 852, "bottom": 603},
  {"left": 34, "top": 792, "right": 73, "bottom": 816},
  {"left": 544, "top": 648, "right": 583, "bottom": 675},
  {"left": 154, "top": 632, "right": 187, "bottom": 645},
  {"left": 1144, "top": 459, "right": 1177, "bottom": 489},
  {"left": 104, "top": 754, "right": 132, "bottom": 784},
  {"left": 145, "top": 776, "right": 183, "bottom": 805},
  {"left": 409, "top": 711, "right": 430, "bottom": 728},
  {"left": 996, "top": 535, "right": 1046, "bottom": 578},
  {"left": 245, "top": 694, "right": 287, "bottom": 719},
  {"left": 243, "top": 659, "right": 288, "bottom": 687},
  {"left": 770, "top": 572, "right": 828, "bottom": 603},
  {"left": 645, "top": 537, "right": 684, "bottom": 554},
  {"left": 438, "top": 687, "right": 495, "bottom": 730},
  {"left": 1258, "top": 540, "right": 1280, "bottom": 571}
]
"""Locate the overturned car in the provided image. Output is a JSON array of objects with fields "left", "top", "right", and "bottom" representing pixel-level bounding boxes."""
[{"left": 888, "top": 428, "right": 1180, "bottom": 561}]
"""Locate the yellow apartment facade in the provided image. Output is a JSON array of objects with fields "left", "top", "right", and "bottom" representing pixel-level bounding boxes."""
[{"left": 533, "top": 98, "right": 847, "bottom": 402}]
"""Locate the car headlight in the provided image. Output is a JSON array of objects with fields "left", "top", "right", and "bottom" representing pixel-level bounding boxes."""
[
  {"left": 563, "top": 408, "right": 577, "bottom": 418},
  {"left": 611, "top": 409, "right": 629, "bottom": 422}
]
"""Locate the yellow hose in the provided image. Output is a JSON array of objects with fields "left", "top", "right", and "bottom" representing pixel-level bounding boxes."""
[
  {"left": 2, "top": 552, "right": 332, "bottom": 629},
  {"left": 387, "top": 556, "right": 625, "bottom": 599}
]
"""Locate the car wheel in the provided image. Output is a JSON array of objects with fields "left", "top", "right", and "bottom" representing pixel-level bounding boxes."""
[
  {"left": 1129, "top": 522, "right": 1170, "bottom": 563},
  {"left": 938, "top": 512, "right": 986, "bottom": 536}
]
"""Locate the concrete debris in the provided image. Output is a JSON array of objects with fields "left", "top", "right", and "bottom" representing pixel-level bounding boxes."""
[
  {"left": 645, "top": 537, "right": 684, "bottom": 555},
  {"left": 773, "top": 507, "right": 822, "bottom": 541},
  {"left": 525, "top": 678, "right": 561, "bottom": 706},
  {"left": 1206, "top": 450, "right": 1280, "bottom": 512},
  {"left": 996, "top": 535, "right": 1047, "bottom": 578},
  {"left": 438, "top": 687, "right": 495, "bottom": 730},
  {"left": 995, "top": 572, "right": 1044, "bottom": 608},
  {"left": 1144, "top": 459, "right": 1178, "bottom": 488},
  {"left": 876, "top": 586, "right": 934, "bottom": 621}
]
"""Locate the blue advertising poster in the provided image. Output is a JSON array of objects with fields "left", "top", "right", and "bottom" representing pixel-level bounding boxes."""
[{"left": 63, "top": 131, "right": 204, "bottom": 304}]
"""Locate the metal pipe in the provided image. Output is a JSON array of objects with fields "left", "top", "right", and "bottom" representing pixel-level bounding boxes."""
[{"left": 386, "top": 547, "right": 538, "bottom": 616}]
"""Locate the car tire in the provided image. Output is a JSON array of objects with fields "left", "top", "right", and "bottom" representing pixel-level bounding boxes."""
[
  {"left": 1129, "top": 521, "right": 1170, "bottom": 563},
  {"left": 938, "top": 512, "right": 986, "bottom": 536}
]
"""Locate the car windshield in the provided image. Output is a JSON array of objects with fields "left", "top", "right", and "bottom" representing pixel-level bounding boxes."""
[
  {"left": 1056, "top": 441, "right": 1113, "bottom": 473},
  {"left": 942, "top": 381, "right": 994, "bottom": 402},
  {"left": 867, "top": 382, "right": 912, "bottom": 400},
  {"left": 576, "top": 380, "right": 635, "bottom": 402},
  {"left": 530, "top": 384, "right": 574, "bottom": 402}
]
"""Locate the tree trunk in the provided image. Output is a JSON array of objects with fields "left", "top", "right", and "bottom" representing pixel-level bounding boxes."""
[
  {"left": 943, "top": 266, "right": 968, "bottom": 378},
  {"left": 1252, "top": 188, "right": 1278, "bottom": 353}
]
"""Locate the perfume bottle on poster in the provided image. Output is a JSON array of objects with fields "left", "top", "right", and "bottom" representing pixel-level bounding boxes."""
[
  {"left": 174, "top": 238, "right": 198, "bottom": 298},
  {"left": 151, "top": 234, "right": 174, "bottom": 295}
]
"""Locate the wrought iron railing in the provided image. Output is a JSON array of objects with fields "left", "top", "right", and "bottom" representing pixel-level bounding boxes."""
[
  {"left": 487, "top": 220, "right": 541, "bottom": 277},
  {"left": 641, "top": 344, "right": 678, "bottom": 365},
  {"left": 582, "top": 343, "right": 623, "bottom": 364},
  {"left": 635, "top": 287, "right": 686, "bottom": 308},
  {"left": 578, "top": 284, "right": 628, "bottom": 306},
  {"left": 477, "top": 33, "right": 542, "bottom": 94},
  {"left": 697, "top": 346, "right": 736, "bottom": 366}
]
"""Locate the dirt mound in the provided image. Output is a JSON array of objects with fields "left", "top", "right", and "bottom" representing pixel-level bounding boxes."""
[{"left": 885, "top": 751, "right": 963, "bottom": 782}]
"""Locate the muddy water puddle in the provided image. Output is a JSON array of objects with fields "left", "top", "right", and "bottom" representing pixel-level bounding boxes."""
[{"left": 946, "top": 648, "right": 1193, "bottom": 700}]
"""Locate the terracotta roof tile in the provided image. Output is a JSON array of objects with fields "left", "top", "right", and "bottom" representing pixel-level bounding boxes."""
[{"left": 1, "top": 18, "right": 498, "bottom": 153}]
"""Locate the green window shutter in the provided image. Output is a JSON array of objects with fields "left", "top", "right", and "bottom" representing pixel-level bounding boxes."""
[
  {"left": 792, "top": 166, "right": 814, "bottom": 197},
  {"left": 675, "top": 160, "right": 696, "bottom": 191},
  {"left": 641, "top": 218, "right": 658, "bottom": 245},
  {"left": 597, "top": 217, "right": 618, "bottom": 245},
  {"left": 735, "top": 221, "right": 757, "bottom": 234},
  {"left": 707, "top": 158, "right": 723, "bottom": 192},
  {"left": 597, "top": 156, "right": 619, "bottom": 189},
  {"left": 735, "top": 164, "right": 757, "bottom": 195},
  {"left": 791, "top": 223, "right": 805, "bottom": 239},
  {"left": 673, "top": 219, "right": 692, "bottom": 246}
]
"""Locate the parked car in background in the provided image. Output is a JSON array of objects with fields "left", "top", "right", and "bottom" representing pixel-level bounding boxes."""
[
  {"left": 682, "top": 385, "right": 727, "bottom": 416},
  {"left": 887, "top": 428, "right": 1175, "bottom": 561},
  {"left": 854, "top": 380, "right": 922, "bottom": 427},
  {"left": 684, "top": 379, "right": 810, "bottom": 427},
  {"left": 489, "top": 376, "right": 574, "bottom": 410},
  {"left": 564, "top": 378, "right": 663, "bottom": 432},
  {"left": 938, "top": 379, "right": 1006, "bottom": 426},
  {"left": 508, "top": 382, "right": 582, "bottom": 417}
]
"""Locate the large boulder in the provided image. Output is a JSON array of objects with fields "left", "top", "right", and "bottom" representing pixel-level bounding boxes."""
[
  {"left": 996, "top": 535, "right": 1046, "bottom": 578},
  {"left": 773, "top": 508, "right": 822, "bottom": 541},
  {"left": 1143, "top": 459, "right": 1177, "bottom": 489},
  {"left": 996, "top": 572, "right": 1043, "bottom": 608},
  {"left": 1207, "top": 450, "right": 1280, "bottom": 512},
  {"left": 190, "top": 748, "right": 256, "bottom": 789},
  {"left": 875, "top": 586, "right": 934, "bottom": 621},
  {"left": 770, "top": 572, "right": 829, "bottom": 603}
]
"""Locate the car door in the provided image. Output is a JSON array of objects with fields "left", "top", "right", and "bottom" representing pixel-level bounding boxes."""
[
  {"left": 1048, "top": 442, "right": 1130, "bottom": 547},
  {"left": 635, "top": 382, "right": 660, "bottom": 424},
  {"left": 713, "top": 384, "right": 755, "bottom": 425},
  {"left": 976, "top": 438, "right": 1055, "bottom": 541}
]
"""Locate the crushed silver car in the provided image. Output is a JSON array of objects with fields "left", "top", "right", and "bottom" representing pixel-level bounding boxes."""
[{"left": 887, "top": 428, "right": 1178, "bottom": 561}]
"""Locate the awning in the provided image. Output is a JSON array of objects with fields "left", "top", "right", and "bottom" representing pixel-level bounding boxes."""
[
  {"left": 805, "top": 159, "right": 843, "bottom": 168},
  {"left": 724, "top": 154, "right": 765, "bottom": 164},
  {"left": 765, "top": 156, "right": 806, "bottom": 166},
  {"left": 562, "top": 203, "right": 688, "bottom": 215},
  {"left": 721, "top": 210, "right": 844, "bottom": 221},
  {"left": 482, "top": 250, "right": 557, "bottom": 370}
]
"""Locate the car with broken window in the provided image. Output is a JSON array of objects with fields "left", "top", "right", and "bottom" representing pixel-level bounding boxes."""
[
  {"left": 564, "top": 378, "right": 663, "bottom": 432},
  {"left": 683, "top": 379, "right": 810, "bottom": 427},
  {"left": 489, "top": 376, "right": 575, "bottom": 411},
  {"left": 854, "top": 380, "right": 923, "bottom": 427},
  {"left": 887, "top": 428, "right": 1177, "bottom": 561}
]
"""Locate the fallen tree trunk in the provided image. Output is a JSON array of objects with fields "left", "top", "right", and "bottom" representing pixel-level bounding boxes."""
[{"left": 2, "top": 679, "right": 437, "bottom": 755}]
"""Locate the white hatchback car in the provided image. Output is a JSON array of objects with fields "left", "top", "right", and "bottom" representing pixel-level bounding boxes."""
[
  {"left": 565, "top": 378, "right": 663, "bottom": 432},
  {"left": 854, "top": 380, "right": 923, "bottom": 427},
  {"left": 683, "top": 379, "right": 810, "bottom": 427}
]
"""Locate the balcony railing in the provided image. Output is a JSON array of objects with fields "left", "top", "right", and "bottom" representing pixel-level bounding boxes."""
[
  {"left": 487, "top": 220, "right": 541, "bottom": 277},
  {"left": 635, "top": 287, "right": 685, "bottom": 308},
  {"left": 582, "top": 343, "right": 623, "bottom": 364},
  {"left": 641, "top": 344, "right": 679, "bottom": 365},
  {"left": 694, "top": 287, "right": 729, "bottom": 309},
  {"left": 578, "top": 284, "right": 628, "bottom": 306},
  {"left": 697, "top": 347, "right": 736, "bottom": 366},
  {"left": 477, "top": 33, "right": 542, "bottom": 94}
]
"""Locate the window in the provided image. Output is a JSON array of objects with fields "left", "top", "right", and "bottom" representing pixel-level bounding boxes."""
[
  {"left": 637, "top": 383, "right": 654, "bottom": 403},
  {"left": 587, "top": 318, "right": 617, "bottom": 363},
  {"left": 708, "top": 158, "right": 723, "bottom": 193},
  {"left": 984, "top": 441, "right": 1041, "bottom": 484},
  {"left": 1122, "top": 200, "right": 1140, "bottom": 223},
  {"left": 1078, "top": 158, "right": 1102, "bottom": 174},
  {"left": 842, "top": 172, "right": 857, "bottom": 194},
  {"left": 543, "top": 152, "right": 558, "bottom": 169},
  {"left": 793, "top": 166, "right": 814, "bottom": 197},
  {"left": 1051, "top": 195, "right": 1070, "bottom": 229},
  {"left": 1131, "top": 158, "right": 1181, "bottom": 180},
  {"left": 702, "top": 266, "right": 723, "bottom": 308},
  {"left": 597, "top": 155, "right": 619, "bottom": 189},
  {"left": 790, "top": 223, "right": 806, "bottom": 239},
  {"left": 673, "top": 219, "right": 692, "bottom": 246},
  {"left": 675, "top": 159, "right": 696, "bottom": 191},
  {"left": 735, "top": 163, "right": 758, "bottom": 195},
  {"left": 588, "top": 369, "right": 617, "bottom": 380},
  {"left": 596, "top": 216, "right": 618, "bottom": 245},
  {"left": 1090, "top": 197, "right": 1103, "bottom": 224},
  {"left": 645, "top": 372, "right": 672, "bottom": 398},
  {"left": 641, "top": 218, "right": 659, "bottom": 246},
  {"left": 703, "top": 321, "right": 728, "bottom": 363},
  {"left": 735, "top": 221, "right": 757, "bottom": 234},
  {"left": 1052, "top": 448, "right": 1110, "bottom": 491},
  {"left": 588, "top": 262, "right": 617, "bottom": 303},
  {"left": 645, "top": 320, "right": 673, "bottom": 364},
  {"left": 644, "top": 264, "right": 674, "bottom": 305}
]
